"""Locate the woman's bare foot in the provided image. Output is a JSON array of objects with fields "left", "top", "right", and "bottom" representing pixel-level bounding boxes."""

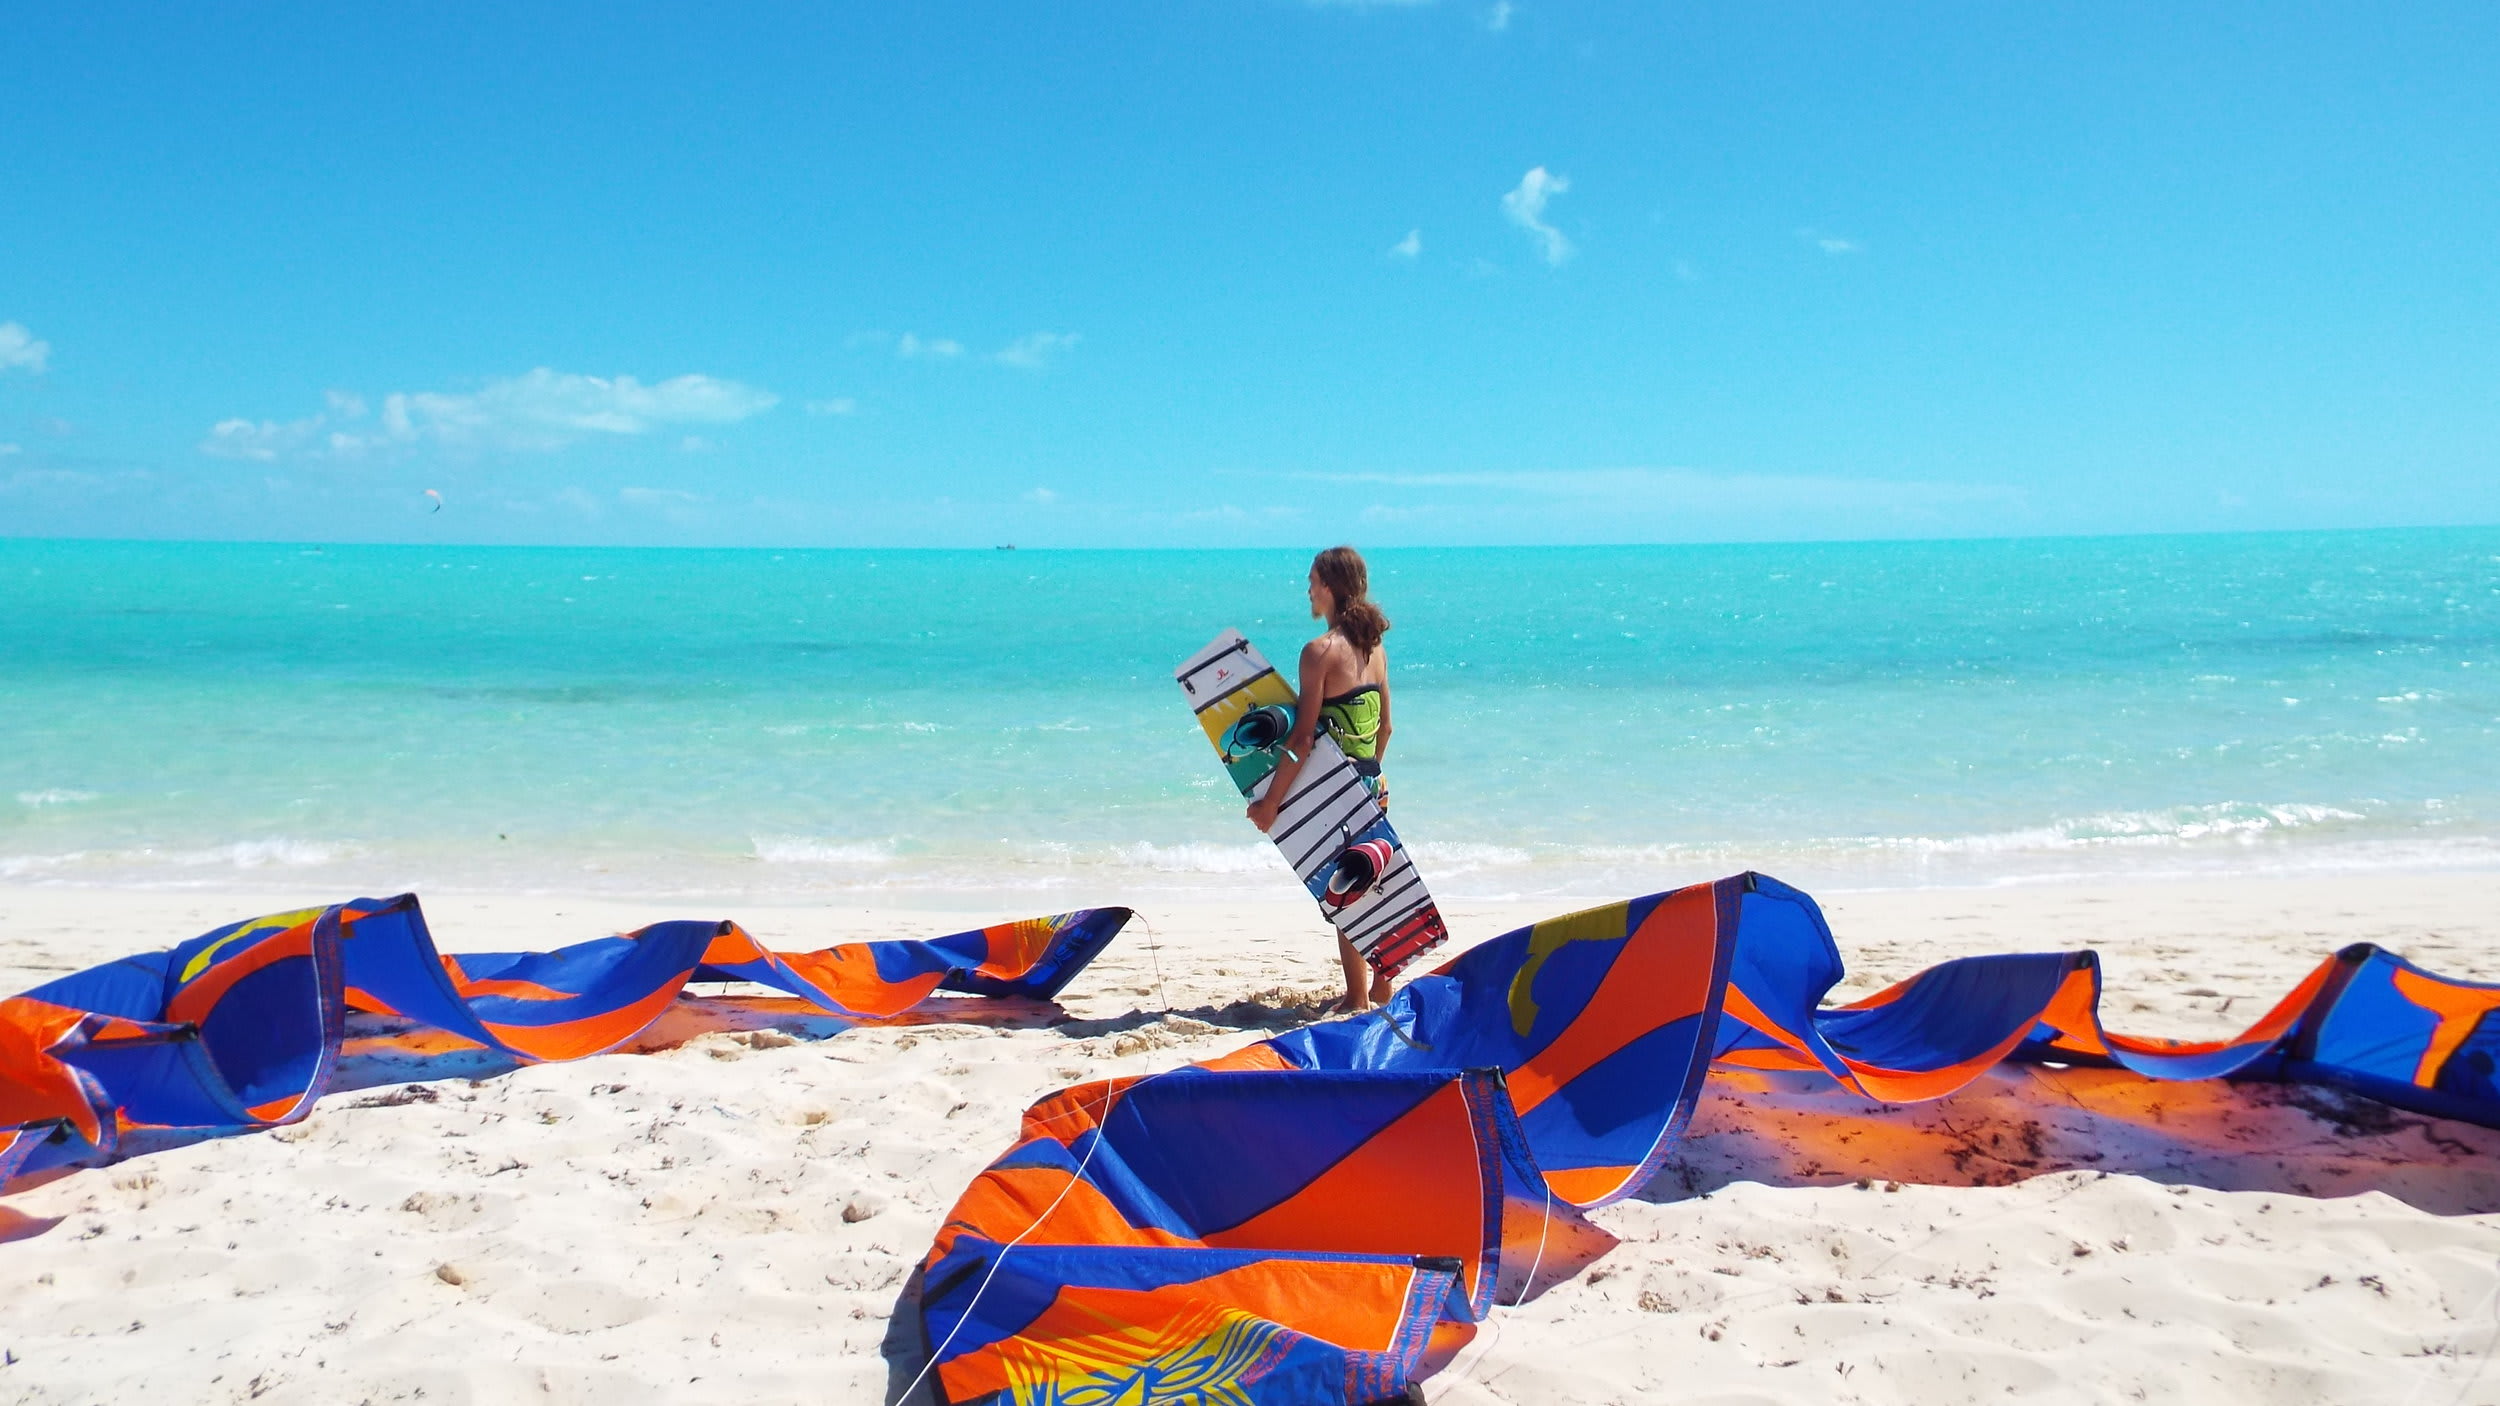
[
  {"left": 1368, "top": 973, "right": 1394, "bottom": 1006},
  {"left": 1334, "top": 934, "right": 1373, "bottom": 1016}
]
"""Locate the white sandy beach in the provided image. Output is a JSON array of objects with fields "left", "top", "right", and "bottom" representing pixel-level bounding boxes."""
[{"left": 4, "top": 873, "right": 2498, "bottom": 1405}]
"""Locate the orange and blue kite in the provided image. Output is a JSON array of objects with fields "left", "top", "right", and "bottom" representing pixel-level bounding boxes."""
[
  {"left": 10, "top": 872, "right": 2495, "bottom": 1404},
  {"left": 0, "top": 894, "right": 1130, "bottom": 1182},
  {"left": 916, "top": 871, "right": 2500, "bottom": 1405}
]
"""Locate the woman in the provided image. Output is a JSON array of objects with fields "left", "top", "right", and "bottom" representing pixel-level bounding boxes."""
[{"left": 1246, "top": 545, "right": 1396, "bottom": 1013}]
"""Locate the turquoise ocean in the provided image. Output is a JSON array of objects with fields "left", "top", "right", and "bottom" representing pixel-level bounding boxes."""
[{"left": 4, "top": 530, "right": 2496, "bottom": 906}]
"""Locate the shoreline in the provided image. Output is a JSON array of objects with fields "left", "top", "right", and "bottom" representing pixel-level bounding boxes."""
[
  {"left": 11, "top": 828, "right": 2500, "bottom": 907},
  {"left": 8, "top": 865, "right": 2497, "bottom": 986}
]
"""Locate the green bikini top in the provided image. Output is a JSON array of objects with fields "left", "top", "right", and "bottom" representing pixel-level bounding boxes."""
[{"left": 1318, "top": 683, "right": 1383, "bottom": 766}]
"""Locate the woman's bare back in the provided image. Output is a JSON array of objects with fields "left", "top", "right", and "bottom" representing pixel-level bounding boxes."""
[{"left": 1304, "top": 628, "right": 1386, "bottom": 699}]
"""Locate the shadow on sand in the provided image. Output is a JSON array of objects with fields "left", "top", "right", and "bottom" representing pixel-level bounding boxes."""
[
  {"left": 1640, "top": 1063, "right": 2500, "bottom": 1216},
  {"left": 11, "top": 987, "right": 1109, "bottom": 1189},
  {"left": 18, "top": 980, "right": 1354, "bottom": 1201}
]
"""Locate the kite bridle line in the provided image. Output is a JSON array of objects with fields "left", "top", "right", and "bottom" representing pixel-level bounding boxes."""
[
  {"left": 1133, "top": 909, "right": 1173, "bottom": 1018},
  {"left": 1448, "top": 1164, "right": 1555, "bottom": 1389},
  {"left": 899, "top": 1058, "right": 1189, "bottom": 1405},
  {"left": 2397, "top": 1254, "right": 2500, "bottom": 1406},
  {"left": 903, "top": 906, "right": 1179, "bottom": 1402}
]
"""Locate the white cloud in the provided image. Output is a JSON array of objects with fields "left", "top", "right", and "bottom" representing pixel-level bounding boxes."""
[
  {"left": 1501, "top": 167, "right": 1574, "bottom": 266},
  {"left": 1388, "top": 229, "right": 1422, "bottom": 260},
  {"left": 621, "top": 486, "right": 706, "bottom": 506},
  {"left": 393, "top": 369, "right": 777, "bottom": 448},
  {"left": 202, "top": 368, "right": 778, "bottom": 462},
  {"left": 861, "top": 330, "right": 1079, "bottom": 371},
  {"left": 806, "top": 397, "right": 858, "bottom": 416},
  {"left": 897, "top": 333, "right": 964, "bottom": 360},
  {"left": 0, "top": 322, "right": 50, "bottom": 374},
  {"left": 994, "top": 331, "right": 1080, "bottom": 370},
  {"left": 677, "top": 435, "right": 716, "bottom": 453},
  {"left": 1293, "top": 466, "right": 2024, "bottom": 515},
  {"left": 1025, "top": 486, "right": 1058, "bottom": 504},
  {"left": 0, "top": 465, "right": 101, "bottom": 495},
  {"left": 1485, "top": 1, "right": 1514, "bottom": 30},
  {"left": 201, "top": 415, "right": 327, "bottom": 462},
  {"left": 1799, "top": 227, "right": 1862, "bottom": 255},
  {"left": 1179, "top": 502, "right": 1305, "bottom": 523},
  {"left": 0, "top": 443, "right": 18, "bottom": 456}
]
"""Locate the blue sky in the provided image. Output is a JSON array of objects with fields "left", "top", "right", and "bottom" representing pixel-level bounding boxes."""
[{"left": 4, "top": 3, "right": 2497, "bottom": 547}]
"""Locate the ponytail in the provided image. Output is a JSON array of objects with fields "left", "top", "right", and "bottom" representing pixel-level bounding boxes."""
[{"left": 1312, "top": 545, "right": 1390, "bottom": 655}]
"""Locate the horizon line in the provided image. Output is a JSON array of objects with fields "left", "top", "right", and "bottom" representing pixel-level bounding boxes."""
[{"left": 6, "top": 521, "right": 2499, "bottom": 556}]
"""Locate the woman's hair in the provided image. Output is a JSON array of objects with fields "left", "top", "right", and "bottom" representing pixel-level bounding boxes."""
[{"left": 1313, "top": 545, "right": 1390, "bottom": 655}]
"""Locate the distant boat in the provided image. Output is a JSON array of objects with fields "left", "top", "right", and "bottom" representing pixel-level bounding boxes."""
[{"left": 995, "top": 544, "right": 1016, "bottom": 551}]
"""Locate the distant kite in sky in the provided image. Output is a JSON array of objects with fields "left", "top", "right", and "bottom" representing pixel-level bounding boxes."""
[{"left": 424, "top": 489, "right": 444, "bottom": 513}]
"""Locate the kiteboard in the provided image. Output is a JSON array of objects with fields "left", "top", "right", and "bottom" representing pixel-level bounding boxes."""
[{"left": 1176, "top": 629, "right": 1449, "bottom": 977}]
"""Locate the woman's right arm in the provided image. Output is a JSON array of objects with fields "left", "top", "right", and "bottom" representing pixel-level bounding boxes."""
[{"left": 1247, "top": 639, "right": 1330, "bottom": 832}]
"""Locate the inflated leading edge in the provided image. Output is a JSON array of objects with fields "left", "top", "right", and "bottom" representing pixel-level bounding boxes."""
[
  {"left": 0, "top": 895, "right": 1131, "bottom": 1182},
  {"left": 918, "top": 872, "right": 2500, "bottom": 1406}
]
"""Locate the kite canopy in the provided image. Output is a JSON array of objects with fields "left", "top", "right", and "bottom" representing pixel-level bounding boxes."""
[
  {"left": 0, "top": 895, "right": 1129, "bottom": 1182},
  {"left": 917, "top": 872, "right": 2500, "bottom": 1406}
]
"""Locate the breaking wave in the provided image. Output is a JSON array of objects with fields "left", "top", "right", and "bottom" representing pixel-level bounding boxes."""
[
  {"left": 750, "top": 837, "right": 898, "bottom": 865},
  {"left": 1, "top": 839, "right": 356, "bottom": 881},
  {"left": 15, "top": 789, "right": 98, "bottom": 808}
]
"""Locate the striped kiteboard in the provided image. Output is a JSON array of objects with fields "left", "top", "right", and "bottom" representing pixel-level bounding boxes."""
[{"left": 1175, "top": 628, "right": 1449, "bottom": 977}]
